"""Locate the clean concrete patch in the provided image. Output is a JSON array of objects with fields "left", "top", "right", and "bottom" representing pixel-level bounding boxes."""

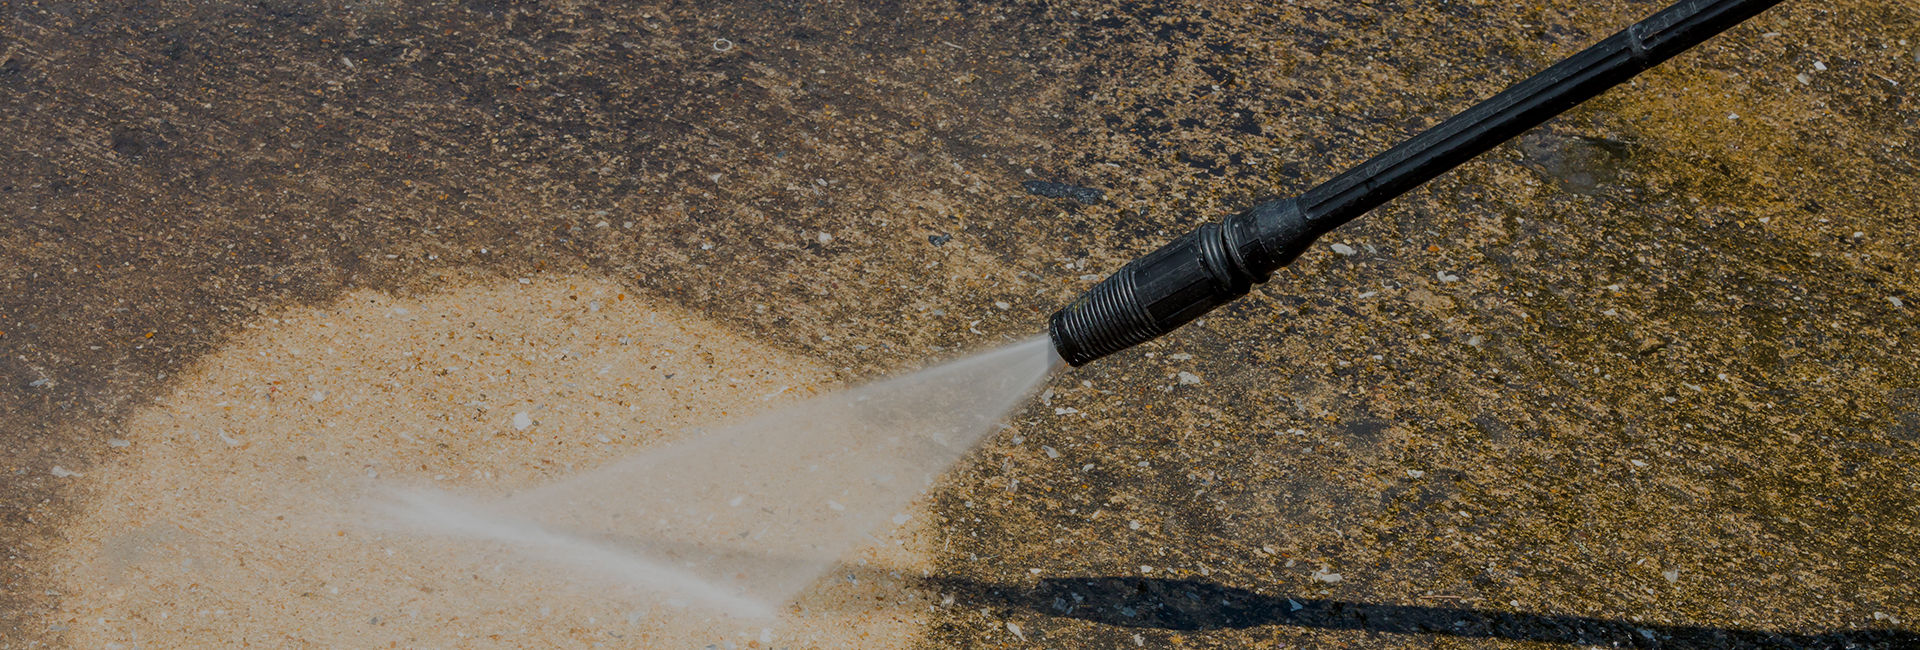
[{"left": 50, "top": 274, "right": 930, "bottom": 648}]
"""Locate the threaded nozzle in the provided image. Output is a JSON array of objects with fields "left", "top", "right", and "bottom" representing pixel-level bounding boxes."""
[
  {"left": 1047, "top": 198, "right": 1313, "bottom": 366},
  {"left": 1047, "top": 267, "right": 1157, "bottom": 367}
]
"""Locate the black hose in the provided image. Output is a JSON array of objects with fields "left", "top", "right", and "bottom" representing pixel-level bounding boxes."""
[{"left": 1048, "top": 0, "right": 1787, "bottom": 367}]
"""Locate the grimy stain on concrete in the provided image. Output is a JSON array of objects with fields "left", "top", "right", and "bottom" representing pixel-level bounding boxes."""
[{"left": 3, "top": 0, "right": 1917, "bottom": 648}]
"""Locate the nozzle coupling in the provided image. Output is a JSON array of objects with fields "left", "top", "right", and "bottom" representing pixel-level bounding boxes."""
[{"left": 1048, "top": 197, "right": 1318, "bottom": 366}]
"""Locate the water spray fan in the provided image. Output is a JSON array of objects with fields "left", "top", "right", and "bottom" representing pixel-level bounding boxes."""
[{"left": 1048, "top": 0, "right": 1786, "bottom": 366}]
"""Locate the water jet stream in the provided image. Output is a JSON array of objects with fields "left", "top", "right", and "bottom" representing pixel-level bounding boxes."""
[{"left": 383, "top": 335, "right": 1059, "bottom": 617}]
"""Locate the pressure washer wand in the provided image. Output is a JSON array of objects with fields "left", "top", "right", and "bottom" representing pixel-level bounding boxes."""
[{"left": 1048, "top": 0, "right": 1786, "bottom": 366}]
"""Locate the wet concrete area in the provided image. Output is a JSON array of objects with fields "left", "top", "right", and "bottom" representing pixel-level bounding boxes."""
[{"left": 3, "top": 0, "right": 1916, "bottom": 647}]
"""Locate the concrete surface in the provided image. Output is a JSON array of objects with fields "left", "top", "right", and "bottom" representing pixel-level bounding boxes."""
[
  {"left": 3, "top": 0, "right": 1917, "bottom": 647},
  {"left": 46, "top": 274, "right": 938, "bottom": 647}
]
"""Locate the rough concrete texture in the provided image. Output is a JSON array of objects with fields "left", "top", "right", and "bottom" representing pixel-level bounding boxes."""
[{"left": 3, "top": 0, "right": 1916, "bottom": 648}]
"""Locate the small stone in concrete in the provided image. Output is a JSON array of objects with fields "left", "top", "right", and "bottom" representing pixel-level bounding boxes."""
[
  {"left": 1330, "top": 243, "right": 1357, "bottom": 256},
  {"left": 512, "top": 412, "right": 533, "bottom": 430},
  {"left": 1021, "top": 180, "right": 1105, "bottom": 205}
]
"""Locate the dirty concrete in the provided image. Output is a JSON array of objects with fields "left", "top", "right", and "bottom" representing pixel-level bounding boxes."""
[{"left": 3, "top": 0, "right": 1916, "bottom": 647}]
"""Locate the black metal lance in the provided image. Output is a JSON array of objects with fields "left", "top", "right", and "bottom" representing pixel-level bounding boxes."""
[{"left": 1048, "top": 0, "right": 1787, "bottom": 366}]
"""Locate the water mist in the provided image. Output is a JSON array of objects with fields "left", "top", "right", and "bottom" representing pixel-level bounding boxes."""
[{"left": 383, "top": 336, "right": 1060, "bottom": 616}]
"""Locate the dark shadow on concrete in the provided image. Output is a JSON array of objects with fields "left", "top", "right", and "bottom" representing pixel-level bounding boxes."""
[{"left": 929, "top": 575, "right": 1917, "bottom": 649}]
